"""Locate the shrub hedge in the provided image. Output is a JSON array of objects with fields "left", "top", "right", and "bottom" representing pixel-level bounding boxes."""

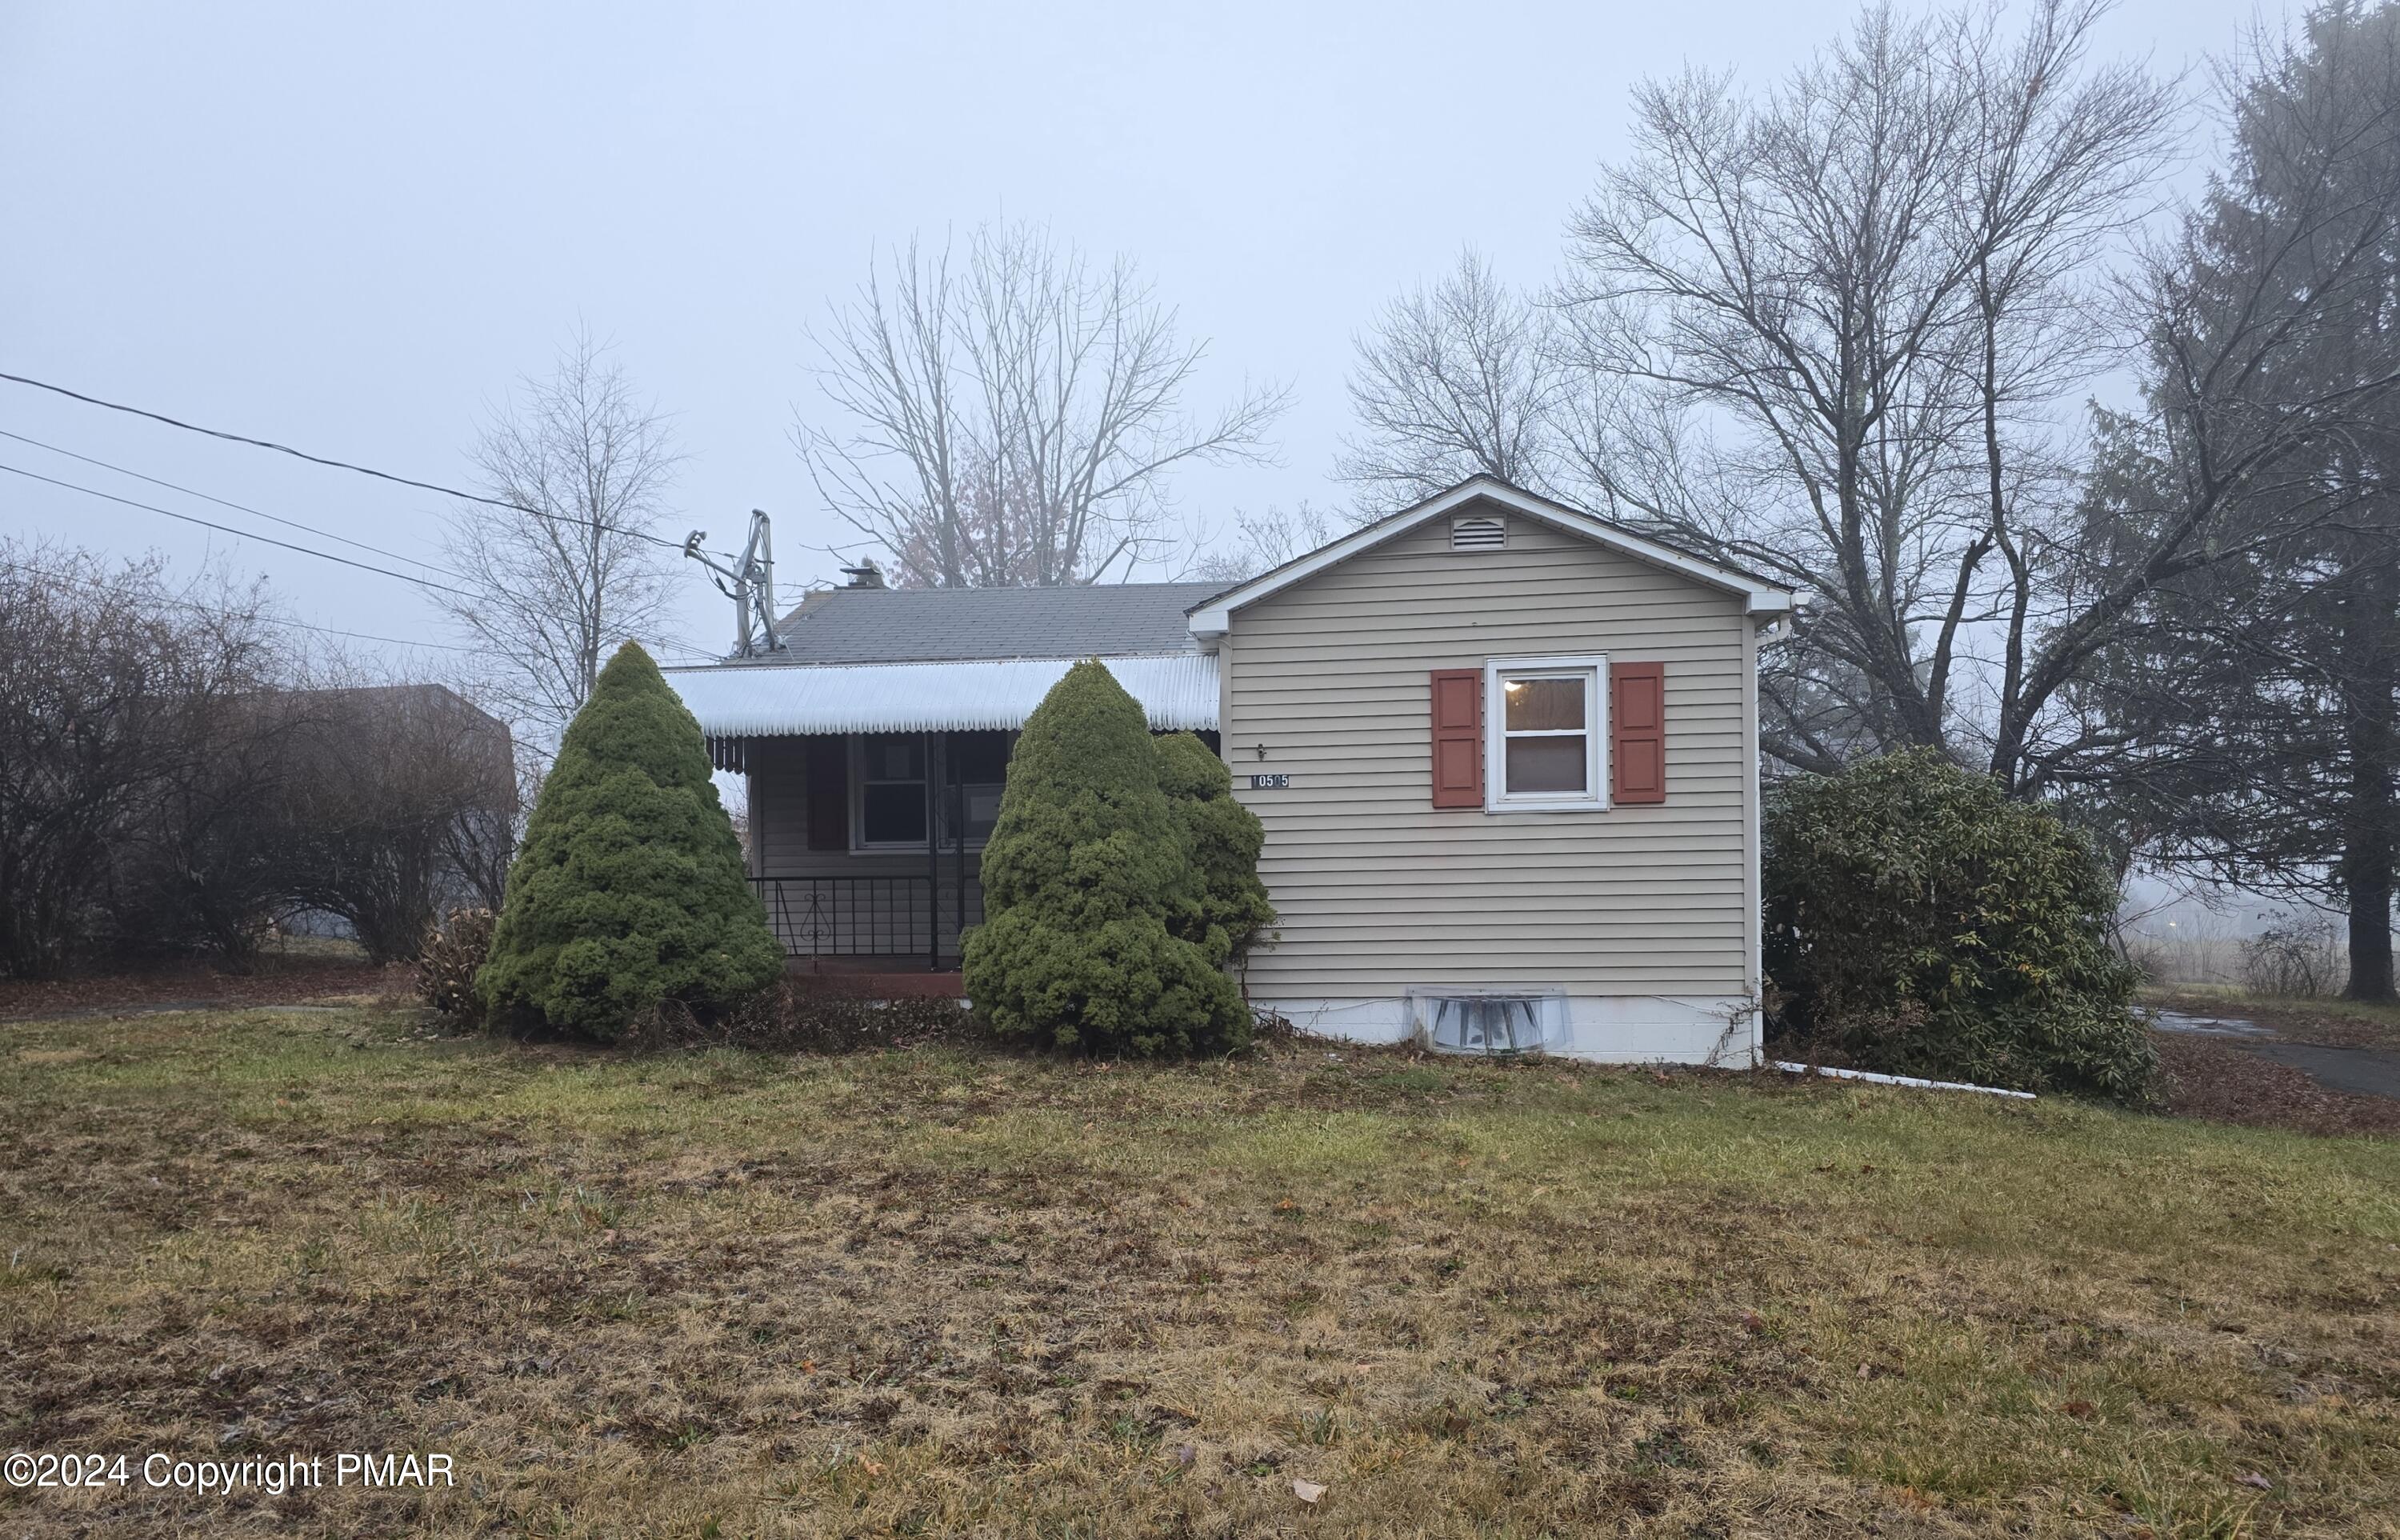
[{"left": 1763, "top": 748, "right": 2157, "bottom": 1102}]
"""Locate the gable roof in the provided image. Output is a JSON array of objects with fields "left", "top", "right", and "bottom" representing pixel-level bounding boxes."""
[
  {"left": 761, "top": 581, "right": 1221, "bottom": 665},
  {"left": 1185, "top": 477, "right": 1794, "bottom": 637}
]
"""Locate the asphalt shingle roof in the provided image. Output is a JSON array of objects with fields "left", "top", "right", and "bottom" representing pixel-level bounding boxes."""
[{"left": 763, "top": 582, "right": 1221, "bottom": 665}]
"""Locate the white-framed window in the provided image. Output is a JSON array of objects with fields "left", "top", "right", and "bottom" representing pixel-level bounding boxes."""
[
  {"left": 850, "top": 731, "right": 1014, "bottom": 851},
  {"left": 1484, "top": 654, "right": 1607, "bottom": 810}
]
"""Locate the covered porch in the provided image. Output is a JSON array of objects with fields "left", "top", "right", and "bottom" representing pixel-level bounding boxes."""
[
  {"left": 724, "top": 729, "right": 1005, "bottom": 973},
  {"left": 669, "top": 654, "right": 1220, "bottom": 974}
]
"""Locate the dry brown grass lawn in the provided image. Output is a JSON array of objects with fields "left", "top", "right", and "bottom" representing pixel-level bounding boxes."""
[{"left": 2, "top": 1005, "right": 2397, "bottom": 1538}]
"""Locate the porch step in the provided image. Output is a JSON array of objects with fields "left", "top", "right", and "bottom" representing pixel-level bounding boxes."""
[{"left": 786, "top": 962, "right": 967, "bottom": 999}]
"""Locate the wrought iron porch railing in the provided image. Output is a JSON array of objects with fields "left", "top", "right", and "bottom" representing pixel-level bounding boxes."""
[{"left": 748, "top": 875, "right": 984, "bottom": 959}]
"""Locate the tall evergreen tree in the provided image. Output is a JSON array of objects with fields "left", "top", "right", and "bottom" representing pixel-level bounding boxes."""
[
  {"left": 2083, "top": 1, "right": 2400, "bottom": 998},
  {"left": 480, "top": 642, "right": 782, "bottom": 1036}
]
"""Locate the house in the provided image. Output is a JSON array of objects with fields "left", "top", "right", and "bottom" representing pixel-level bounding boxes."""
[{"left": 664, "top": 476, "right": 1794, "bottom": 1063}]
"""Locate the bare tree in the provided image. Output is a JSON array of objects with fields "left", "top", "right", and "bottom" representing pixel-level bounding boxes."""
[
  {"left": 284, "top": 683, "right": 519, "bottom": 962},
  {"left": 1942, "top": 0, "right": 2183, "bottom": 785},
  {"left": 0, "top": 545, "right": 290, "bottom": 974},
  {"left": 1338, "top": 248, "right": 1566, "bottom": 507},
  {"left": 1187, "top": 502, "right": 1348, "bottom": 585},
  {"left": 798, "top": 222, "right": 1290, "bottom": 586},
  {"left": 440, "top": 330, "right": 682, "bottom": 740},
  {"left": 1554, "top": 1, "right": 2177, "bottom": 782}
]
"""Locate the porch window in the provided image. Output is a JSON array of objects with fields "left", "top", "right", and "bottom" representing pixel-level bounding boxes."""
[
  {"left": 850, "top": 731, "right": 1014, "bottom": 850},
  {"left": 853, "top": 735, "right": 928, "bottom": 847},
  {"left": 1485, "top": 656, "right": 1606, "bottom": 810},
  {"left": 939, "top": 733, "right": 1012, "bottom": 846}
]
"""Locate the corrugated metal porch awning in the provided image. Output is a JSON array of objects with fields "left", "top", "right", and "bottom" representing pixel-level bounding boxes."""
[{"left": 662, "top": 654, "right": 1218, "bottom": 737}]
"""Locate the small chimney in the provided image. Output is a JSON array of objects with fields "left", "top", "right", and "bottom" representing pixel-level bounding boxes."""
[{"left": 839, "top": 560, "right": 886, "bottom": 590}]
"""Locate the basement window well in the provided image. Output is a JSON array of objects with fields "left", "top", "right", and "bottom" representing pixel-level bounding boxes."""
[{"left": 1407, "top": 988, "right": 1568, "bottom": 1057}]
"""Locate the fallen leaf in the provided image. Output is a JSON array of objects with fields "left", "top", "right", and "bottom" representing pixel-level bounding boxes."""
[
  {"left": 858, "top": 1455, "right": 886, "bottom": 1477},
  {"left": 2061, "top": 1398, "right": 2096, "bottom": 1419},
  {"left": 1292, "top": 1479, "right": 1326, "bottom": 1504},
  {"left": 799, "top": 1359, "right": 816, "bottom": 1373},
  {"left": 2236, "top": 1472, "right": 2273, "bottom": 1490},
  {"left": 1740, "top": 1310, "right": 1764, "bottom": 1334},
  {"left": 1857, "top": 1362, "right": 1872, "bottom": 1380}
]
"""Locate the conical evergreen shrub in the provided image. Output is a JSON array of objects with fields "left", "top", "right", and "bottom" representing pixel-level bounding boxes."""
[
  {"left": 962, "top": 660, "right": 1250, "bottom": 1056},
  {"left": 1154, "top": 731, "right": 1274, "bottom": 968},
  {"left": 480, "top": 642, "right": 782, "bottom": 1039}
]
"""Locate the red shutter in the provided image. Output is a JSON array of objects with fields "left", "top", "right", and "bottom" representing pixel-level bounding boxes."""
[
  {"left": 805, "top": 737, "right": 850, "bottom": 850},
  {"left": 1610, "top": 662, "right": 1666, "bottom": 804},
  {"left": 1430, "top": 668, "right": 1483, "bottom": 809}
]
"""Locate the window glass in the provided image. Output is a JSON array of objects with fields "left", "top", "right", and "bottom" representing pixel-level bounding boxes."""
[
  {"left": 938, "top": 731, "right": 1014, "bottom": 846},
  {"left": 1506, "top": 736, "right": 1588, "bottom": 794},
  {"left": 942, "top": 784, "right": 1004, "bottom": 845},
  {"left": 1504, "top": 677, "right": 1585, "bottom": 732},
  {"left": 1497, "top": 669, "right": 1594, "bottom": 799},
  {"left": 864, "top": 737, "right": 924, "bottom": 781},
  {"left": 862, "top": 782, "right": 926, "bottom": 844},
  {"left": 857, "top": 734, "right": 928, "bottom": 846}
]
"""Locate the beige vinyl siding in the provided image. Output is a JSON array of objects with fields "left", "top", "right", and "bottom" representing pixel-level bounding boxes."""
[{"left": 1226, "top": 511, "right": 1755, "bottom": 998}]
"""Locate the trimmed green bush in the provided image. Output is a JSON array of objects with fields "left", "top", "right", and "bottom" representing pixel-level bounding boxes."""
[
  {"left": 1763, "top": 748, "right": 2156, "bottom": 1102},
  {"left": 479, "top": 643, "right": 782, "bottom": 1040},
  {"left": 1154, "top": 731, "right": 1275, "bottom": 968},
  {"left": 962, "top": 661, "right": 1249, "bottom": 1056}
]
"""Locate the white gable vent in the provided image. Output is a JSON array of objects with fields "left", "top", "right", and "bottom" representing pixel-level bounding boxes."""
[{"left": 1450, "top": 514, "right": 1507, "bottom": 552}]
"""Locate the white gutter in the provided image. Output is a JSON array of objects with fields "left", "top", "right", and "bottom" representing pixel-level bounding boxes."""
[{"left": 1772, "top": 1062, "right": 2037, "bottom": 1100}]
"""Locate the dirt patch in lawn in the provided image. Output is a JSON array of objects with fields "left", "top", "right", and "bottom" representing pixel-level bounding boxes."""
[
  {"left": 0, "top": 948, "right": 405, "bottom": 1022},
  {"left": 3, "top": 1011, "right": 2396, "bottom": 1538}
]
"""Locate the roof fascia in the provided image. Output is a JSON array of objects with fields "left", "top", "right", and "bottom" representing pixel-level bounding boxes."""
[{"left": 1186, "top": 478, "right": 1793, "bottom": 638}]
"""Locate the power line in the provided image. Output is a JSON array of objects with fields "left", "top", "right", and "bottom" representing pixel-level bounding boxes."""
[
  {"left": 254, "top": 614, "right": 482, "bottom": 653},
  {"left": 0, "top": 368, "right": 725, "bottom": 557},
  {"left": 0, "top": 426, "right": 462, "bottom": 579},
  {"left": 14, "top": 558, "right": 714, "bottom": 662},
  {"left": 0, "top": 460, "right": 478, "bottom": 599},
  {"left": 9, "top": 559, "right": 484, "bottom": 654}
]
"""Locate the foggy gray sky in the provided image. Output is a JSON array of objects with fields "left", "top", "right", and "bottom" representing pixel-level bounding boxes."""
[{"left": 2, "top": 0, "right": 2266, "bottom": 665}]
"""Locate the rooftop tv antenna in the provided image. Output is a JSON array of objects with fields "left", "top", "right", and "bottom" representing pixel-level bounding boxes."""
[{"left": 682, "top": 509, "right": 785, "bottom": 658}]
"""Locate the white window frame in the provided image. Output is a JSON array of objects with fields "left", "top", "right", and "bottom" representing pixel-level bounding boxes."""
[{"left": 1483, "top": 654, "right": 1609, "bottom": 813}]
